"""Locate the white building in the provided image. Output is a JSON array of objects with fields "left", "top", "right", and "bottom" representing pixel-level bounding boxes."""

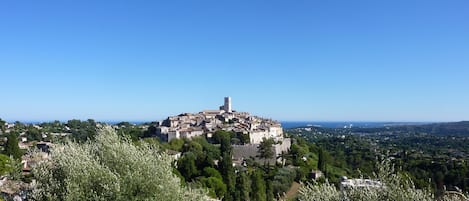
[{"left": 340, "top": 178, "right": 383, "bottom": 189}]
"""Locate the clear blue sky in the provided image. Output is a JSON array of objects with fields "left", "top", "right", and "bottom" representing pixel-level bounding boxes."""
[{"left": 1, "top": 0, "right": 468, "bottom": 122}]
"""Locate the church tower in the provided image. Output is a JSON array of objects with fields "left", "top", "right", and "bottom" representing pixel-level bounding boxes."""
[{"left": 224, "top": 97, "right": 232, "bottom": 113}]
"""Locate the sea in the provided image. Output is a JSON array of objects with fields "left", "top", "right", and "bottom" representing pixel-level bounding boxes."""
[
  {"left": 280, "top": 121, "right": 429, "bottom": 129},
  {"left": 18, "top": 120, "right": 430, "bottom": 129}
]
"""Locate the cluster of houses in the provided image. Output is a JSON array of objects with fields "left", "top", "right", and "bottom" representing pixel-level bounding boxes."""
[
  {"left": 155, "top": 97, "right": 285, "bottom": 144},
  {"left": 154, "top": 97, "right": 291, "bottom": 164}
]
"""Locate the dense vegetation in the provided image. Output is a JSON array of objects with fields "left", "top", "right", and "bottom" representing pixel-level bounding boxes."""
[
  {"left": 299, "top": 160, "right": 435, "bottom": 201},
  {"left": 149, "top": 130, "right": 299, "bottom": 200},
  {"left": 32, "top": 127, "right": 208, "bottom": 201},
  {"left": 288, "top": 122, "right": 469, "bottom": 198},
  {"left": 2, "top": 118, "right": 469, "bottom": 200}
]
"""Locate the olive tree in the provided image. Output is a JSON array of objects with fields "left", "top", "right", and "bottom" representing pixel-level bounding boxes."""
[
  {"left": 299, "top": 159, "right": 435, "bottom": 201},
  {"left": 31, "top": 127, "right": 208, "bottom": 201}
]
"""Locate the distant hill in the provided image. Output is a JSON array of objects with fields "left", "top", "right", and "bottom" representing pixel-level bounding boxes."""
[
  {"left": 286, "top": 121, "right": 469, "bottom": 136},
  {"left": 346, "top": 121, "right": 469, "bottom": 136},
  {"left": 395, "top": 121, "right": 469, "bottom": 136}
]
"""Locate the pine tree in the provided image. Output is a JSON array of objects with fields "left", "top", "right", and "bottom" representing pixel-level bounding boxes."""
[{"left": 258, "top": 138, "right": 275, "bottom": 165}]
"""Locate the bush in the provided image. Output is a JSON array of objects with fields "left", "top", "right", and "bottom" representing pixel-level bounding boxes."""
[
  {"left": 31, "top": 127, "right": 208, "bottom": 201},
  {"left": 299, "top": 159, "right": 434, "bottom": 201}
]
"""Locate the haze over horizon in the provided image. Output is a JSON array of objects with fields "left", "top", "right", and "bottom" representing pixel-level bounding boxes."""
[{"left": 1, "top": 1, "right": 468, "bottom": 122}]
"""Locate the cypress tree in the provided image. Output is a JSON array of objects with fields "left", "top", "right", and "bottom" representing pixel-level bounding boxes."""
[
  {"left": 318, "top": 148, "right": 326, "bottom": 172},
  {"left": 219, "top": 132, "right": 235, "bottom": 200},
  {"left": 0, "top": 118, "right": 5, "bottom": 132},
  {"left": 4, "top": 132, "right": 21, "bottom": 159},
  {"left": 234, "top": 170, "right": 250, "bottom": 201},
  {"left": 265, "top": 168, "right": 274, "bottom": 201},
  {"left": 221, "top": 152, "right": 235, "bottom": 201},
  {"left": 250, "top": 169, "right": 266, "bottom": 201}
]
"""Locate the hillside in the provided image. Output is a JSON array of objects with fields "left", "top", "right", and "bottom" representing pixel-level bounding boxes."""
[
  {"left": 346, "top": 121, "right": 469, "bottom": 136},
  {"left": 389, "top": 121, "right": 469, "bottom": 135}
]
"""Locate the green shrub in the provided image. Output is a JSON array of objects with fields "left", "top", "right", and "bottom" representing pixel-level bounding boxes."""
[
  {"left": 299, "top": 159, "right": 434, "bottom": 201},
  {"left": 31, "top": 127, "right": 208, "bottom": 201}
]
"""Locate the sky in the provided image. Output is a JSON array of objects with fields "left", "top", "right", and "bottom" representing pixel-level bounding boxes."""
[{"left": 0, "top": 0, "right": 468, "bottom": 122}]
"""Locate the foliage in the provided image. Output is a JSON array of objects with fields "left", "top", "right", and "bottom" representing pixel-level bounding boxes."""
[
  {"left": 258, "top": 138, "right": 275, "bottom": 164},
  {"left": 221, "top": 152, "right": 236, "bottom": 200},
  {"left": 178, "top": 152, "right": 199, "bottom": 181},
  {"left": 272, "top": 167, "right": 297, "bottom": 197},
  {"left": 251, "top": 169, "right": 266, "bottom": 201},
  {"left": 67, "top": 119, "right": 98, "bottom": 142},
  {"left": 317, "top": 147, "right": 326, "bottom": 173},
  {"left": 116, "top": 123, "right": 144, "bottom": 141},
  {"left": 4, "top": 132, "right": 22, "bottom": 159},
  {"left": 0, "top": 154, "right": 13, "bottom": 176},
  {"left": 201, "top": 176, "right": 227, "bottom": 198},
  {"left": 7, "top": 157, "right": 23, "bottom": 181},
  {"left": 266, "top": 176, "right": 274, "bottom": 201},
  {"left": 218, "top": 132, "right": 236, "bottom": 201},
  {"left": 168, "top": 138, "right": 185, "bottom": 151},
  {"left": 174, "top": 136, "right": 228, "bottom": 199},
  {"left": 31, "top": 127, "right": 208, "bottom": 201},
  {"left": 299, "top": 159, "right": 434, "bottom": 201},
  {"left": 289, "top": 125, "right": 469, "bottom": 193},
  {"left": 299, "top": 180, "right": 341, "bottom": 201},
  {"left": 203, "top": 167, "right": 222, "bottom": 180},
  {"left": 234, "top": 170, "right": 250, "bottom": 201},
  {"left": 0, "top": 118, "right": 5, "bottom": 132},
  {"left": 26, "top": 127, "right": 42, "bottom": 141}
]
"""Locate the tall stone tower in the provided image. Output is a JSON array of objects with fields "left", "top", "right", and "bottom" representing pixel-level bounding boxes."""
[{"left": 224, "top": 97, "right": 232, "bottom": 113}]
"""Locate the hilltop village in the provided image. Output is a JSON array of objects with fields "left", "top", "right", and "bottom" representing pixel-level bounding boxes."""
[
  {"left": 154, "top": 97, "right": 291, "bottom": 164},
  {"left": 156, "top": 97, "right": 283, "bottom": 143}
]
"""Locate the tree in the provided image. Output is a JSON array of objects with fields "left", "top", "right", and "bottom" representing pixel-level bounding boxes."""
[
  {"left": 234, "top": 170, "right": 250, "bottom": 201},
  {"left": 299, "top": 160, "right": 434, "bottom": 201},
  {"left": 220, "top": 152, "right": 236, "bottom": 201},
  {"left": 318, "top": 147, "right": 326, "bottom": 172},
  {"left": 238, "top": 133, "right": 250, "bottom": 145},
  {"left": 67, "top": 119, "right": 98, "bottom": 142},
  {"left": 168, "top": 138, "right": 185, "bottom": 151},
  {"left": 14, "top": 121, "right": 25, "bottom": 130},
  {"left": 217, "top": 132, "right": 236, "bottom": 201},
  {"left": 272, "top": 167, "right": 297, "bottom": 197},
  {"left": 178, "top": 152, "right": 199, "bottom": 181},
  {"left": 266, "top": 177, "right": 274, "bottom": 201},
  {"left": 202, "top": 177, "right": 227, "bottom": 198},
  {"left": 258, "top": 138, "right": 275, "bottom": 165},
  {"left": 31, "top": 127, "right": 208, "bottom": 201},
  {"left": 4, "top": 133, "right": 22, "bottom": 159},
  {"left": 251, "top": 169, "right": 266, "bottom": 201},
  {"left": 218, "top": 131, "right": 232, "bottom": 154},
  {"left": 26, "top": 127, "right": 42, "bottom": 141},
  {"left": 0, "top": 118, "right": 5, "bottom": 132},
  {"left": 0, "top": 154, "right": 13, "bottom": 176},
  {"left": 203, "top": 167, "right": 222, "bottom": 180}
]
